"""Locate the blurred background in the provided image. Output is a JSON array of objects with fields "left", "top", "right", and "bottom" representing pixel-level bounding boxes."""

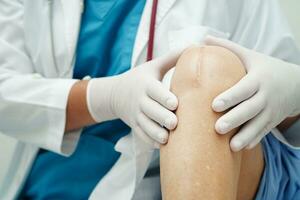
[{"left": 279, "top": 0, "right": 300, "bottom": 46}]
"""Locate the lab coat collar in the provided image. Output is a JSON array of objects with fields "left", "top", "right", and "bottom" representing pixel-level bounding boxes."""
[{"left": 131, "top": 0, "right": 177, "bottom": 67}]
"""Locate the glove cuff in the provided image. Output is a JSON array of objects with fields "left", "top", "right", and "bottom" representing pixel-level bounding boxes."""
[{"left": 86, "top": 78, "right": 116, "bottom": 122}]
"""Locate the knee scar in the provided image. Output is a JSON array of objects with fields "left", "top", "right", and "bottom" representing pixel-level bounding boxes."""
[{"left": 171, "top": 46, "right": 246, "bottom": 97}]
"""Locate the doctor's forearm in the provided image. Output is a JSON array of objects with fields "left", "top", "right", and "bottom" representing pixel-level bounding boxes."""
[{"left": 65, "top": 80, "right": 96, "bottom": 132}]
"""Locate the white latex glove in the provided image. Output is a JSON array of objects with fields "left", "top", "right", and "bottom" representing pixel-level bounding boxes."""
[
  {"left": 87, "top": 51, "right": 181, "bottom": 148},
  {"left": 205, "top": 36, "right": 300, "bottom": 152}
]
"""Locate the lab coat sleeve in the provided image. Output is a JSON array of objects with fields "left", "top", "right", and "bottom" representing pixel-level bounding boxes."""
[
  {"left": 230, "top": 0, "right": 300, "bottom": 148},
  {"left": 0, "top": 0, "right": 80, "bottom": 156}
]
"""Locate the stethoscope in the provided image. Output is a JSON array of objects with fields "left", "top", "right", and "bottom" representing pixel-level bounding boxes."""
[{"left": 147, "top": 0, "right": 158, "bottom": 61}]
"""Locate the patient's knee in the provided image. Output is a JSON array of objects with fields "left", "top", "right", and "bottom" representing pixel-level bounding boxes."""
[
  {"left": 171, "top": 46, "right": 246, "bottom": 98},
  {"left": 160, "top": 46, "right": 246, "bottom": 200}
]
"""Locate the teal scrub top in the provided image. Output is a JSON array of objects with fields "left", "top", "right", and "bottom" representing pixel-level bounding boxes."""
[{"left": 20, "top": 0, "right": 146, "bottom": 199}]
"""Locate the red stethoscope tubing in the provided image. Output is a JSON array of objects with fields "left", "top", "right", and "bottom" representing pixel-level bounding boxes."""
[{"left": 147, "top": 0, "right": 158, "bottom": 61}]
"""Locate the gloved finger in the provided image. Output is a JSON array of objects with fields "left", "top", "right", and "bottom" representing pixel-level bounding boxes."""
[
  {"left": 246, "top": 131, "right": 269, "bottom": 150},
  {"left": 215, "top": 93, "right": 265, "bottom": 134},
  {"left": 141, "top": 97, "right": 178, "bottom": 130},
  {"left": 247, "top": 125, "right": 272, "bottom": 149},
  {"left": 147, "top": 80, "right": 178, "bottom": 111},
  {"left": 204, "top": 36, "right": 249, "bottom": 66},
  {"left": 230, "top": 110, "right": 269, "bottom": 152},
  {"left": 134, "top": 126, "right": 160, "bottom": 149},
  {"left": 137, "top": 113, "right": 169, "bottom": 144},
  {"left": 150, "top": 49, "right": 182, "bottom": 79},
  {"left": 212, "top": 75, "right": 259, "bottom": 112}
]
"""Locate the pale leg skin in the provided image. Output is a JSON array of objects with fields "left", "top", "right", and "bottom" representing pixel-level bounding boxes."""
[{"left": 160, "top": 46, "right": 264, "bottom": 200}]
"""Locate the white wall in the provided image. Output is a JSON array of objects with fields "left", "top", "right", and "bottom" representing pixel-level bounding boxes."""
[{"left": 279, "top": 0, "right": 300, "bottom": 46}]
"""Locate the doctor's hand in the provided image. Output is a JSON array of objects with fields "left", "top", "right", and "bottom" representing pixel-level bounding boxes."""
[
  {"left": 87, "top": 51, "right": 180, "bottom": 148},
  {"left": 205, "top": 36, "right": 300, "bottom": 152}
]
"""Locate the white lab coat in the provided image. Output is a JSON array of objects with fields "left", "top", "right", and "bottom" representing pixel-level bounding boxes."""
[{"left": 0, "top": 0, "right": 300, "bottom": 199}]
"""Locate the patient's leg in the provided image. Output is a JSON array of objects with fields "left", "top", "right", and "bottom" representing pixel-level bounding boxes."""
[{"left": 160, "top": 46, "right": 264, "bottom": 200}]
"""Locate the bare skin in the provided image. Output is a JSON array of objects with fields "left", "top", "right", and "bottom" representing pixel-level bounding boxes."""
[
  {"left": 64, "top": 52, "right": 299, "bottom": 136},
  {"left": 65, "top": 80, "right": 95, "bottom": 132},
  {"left": 64, "top": 46, "right": 299, "bottom": 199},
  {"left": 160, "top": 46, "right": 264, "bottom": 200}
]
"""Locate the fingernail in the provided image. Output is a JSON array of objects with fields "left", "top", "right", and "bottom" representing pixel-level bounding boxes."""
[
  {"left": 159, "top": 134, "right": 168, "bottom": 144},
  {"left": 212, "top": 100, "right": 225, "bottom": 111},
  {"left": 166, "top": 117, "right": 177, "bottom": 130},
  {"left": 216, "top": 121, "right": 230, "bottom": 134},
  {"left": 231, "top": 140, "right": 243, "bottom": 152},
  {"left": 167, "top": 98, "right": 178, "bottom": 110}
]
